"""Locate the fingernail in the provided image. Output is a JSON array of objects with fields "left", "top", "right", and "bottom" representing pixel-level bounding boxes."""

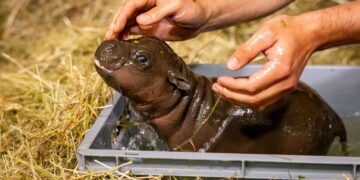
[
  {"left": 227, "top": 56, "right": 238, "bottom": 70},
  {"left": 137, "top": 14, "right": 151, "bottom": 24},
  {"left": 108, "top": 25, "right": 115, "bottom": 34},
  {"left": 105, "top": 31, "right": 112, "bottom": 39},
  {"left": 212, "top": 84, "right": 220, "bottom": 92}
]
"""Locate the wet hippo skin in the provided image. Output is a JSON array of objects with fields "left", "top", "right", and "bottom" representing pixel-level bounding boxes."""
[{"left": 94, "top": 37, "right": 347, "bottom": 155}]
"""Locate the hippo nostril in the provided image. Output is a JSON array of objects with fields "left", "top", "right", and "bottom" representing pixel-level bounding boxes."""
[
  {"left": 104, "top": 43, "right": 116, "bottom": 55},
  {"left": 98, "top": 42, "right": 118, "bottom": 59}
]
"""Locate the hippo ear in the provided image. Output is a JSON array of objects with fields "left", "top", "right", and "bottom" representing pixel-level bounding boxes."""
[{"left": 167, "top": 71, "right": 191, "bottom": 92}]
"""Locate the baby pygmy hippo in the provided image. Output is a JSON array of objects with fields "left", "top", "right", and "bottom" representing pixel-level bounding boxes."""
[{"left": 95, "top": 37, "right": 347, "bottom": 155}]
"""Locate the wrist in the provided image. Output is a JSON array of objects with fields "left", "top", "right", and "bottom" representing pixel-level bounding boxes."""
[
  {"left": 294, "top": 13, "right": 327, "bottom": 51},
  {"left": 196, "top": 0, "right": 219, "bottom": 32}
]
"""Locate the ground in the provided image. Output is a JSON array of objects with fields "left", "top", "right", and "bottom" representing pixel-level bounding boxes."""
[{"left": 0, "top": 0, "right": 359, "bottom": 179}]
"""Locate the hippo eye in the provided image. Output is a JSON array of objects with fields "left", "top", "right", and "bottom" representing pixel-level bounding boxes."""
[{"left": 135, "top": 53, "right": 149, "bottom": 65}]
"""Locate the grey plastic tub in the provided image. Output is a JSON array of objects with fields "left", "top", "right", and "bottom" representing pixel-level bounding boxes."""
[{"left": 77, "top": 65, "right": 360, "bottom": 179}]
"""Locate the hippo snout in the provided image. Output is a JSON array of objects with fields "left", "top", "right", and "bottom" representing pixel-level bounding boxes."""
[{"left": 95, "top": 40, "right": 129, "bottom": 70}]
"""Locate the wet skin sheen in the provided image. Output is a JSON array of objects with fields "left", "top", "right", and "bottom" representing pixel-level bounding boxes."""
[{"left": 94, "top": 37, "right": 347, "bottom": 155}]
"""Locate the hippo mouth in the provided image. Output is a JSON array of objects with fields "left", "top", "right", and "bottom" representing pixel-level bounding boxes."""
[{"left": 94, "top": 59, "right": 115, "bottom": 74}]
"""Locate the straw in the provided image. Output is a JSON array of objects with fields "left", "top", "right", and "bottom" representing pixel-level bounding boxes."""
[{"left": 0, "top": 0, "right": 359, "bottom": 179}]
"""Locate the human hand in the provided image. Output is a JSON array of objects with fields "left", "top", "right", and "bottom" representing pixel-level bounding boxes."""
[
  {"left": 105, "top": 0, "right": 211, "bottom": 41},
  {"left": 212, "top": 15, "right": 320, "bottom": 107}
]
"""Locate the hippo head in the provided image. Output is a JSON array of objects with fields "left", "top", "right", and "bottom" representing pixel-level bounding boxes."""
[{"left": 94, "top": 37, "right": 193, "bottom": 116}]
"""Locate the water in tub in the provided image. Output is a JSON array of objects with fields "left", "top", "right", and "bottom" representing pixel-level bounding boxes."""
[
  {"left": 111, "top": 108, "right": 170, "bottom": 151},
  {"left": 328, "top": 114, "right": 360, "bottom": 156}
]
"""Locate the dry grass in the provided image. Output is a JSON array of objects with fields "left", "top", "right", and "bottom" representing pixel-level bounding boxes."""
[{"left": 0, "top": 0, "right": 359, "bottom": 179}]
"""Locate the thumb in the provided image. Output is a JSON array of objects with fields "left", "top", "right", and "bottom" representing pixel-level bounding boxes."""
[{"left": 227, "top": 30, "right": 276, "bottom": 71}]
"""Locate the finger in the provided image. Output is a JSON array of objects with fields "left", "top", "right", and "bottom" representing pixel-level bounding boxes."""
[
  {"left": 128, "top": 25, "right": 142, "bottom": 34},
  {"left": 105, "top": 5, "right": 124, "bottom": 40},
  {"left": 105, "top": 28, "right": 117, "bottom": 40},
  {"left": 106, "top": 5, "right": 129, "bottom": 40},
  {"left": 106, "top": 0, "right": 156, "bottom": 39},
  {"left": 212, "top": 83, "right": 223, "bottom": 94},
  {"left": 218, "top": 54, "right": 292, "bottom": 94},
  {"left": 136, "top": 1, "right": 182, "bottom": 25},
  {"left": 135, "top": 19, "right": 186, "bottom": 40},
  {"left": 213, "top": 77, "right": 296, "bottom": 107},
  {"left": 227, "top": 30, "right": 276, "bottom": 71}
]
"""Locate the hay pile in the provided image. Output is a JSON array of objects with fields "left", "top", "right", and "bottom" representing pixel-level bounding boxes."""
[{"left": 0, "top": 0, "right": 359, "bottom": 179}]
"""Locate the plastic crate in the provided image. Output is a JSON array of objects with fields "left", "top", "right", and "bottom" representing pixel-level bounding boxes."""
[{"left": 77, "top": 65, "right": 360, "bottom": 179}]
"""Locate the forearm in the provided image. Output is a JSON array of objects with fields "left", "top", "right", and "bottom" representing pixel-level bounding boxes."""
[
  {"left": 300, "top": 0, "right": 360, "bottom": 50},
  {"left": 200, "top": 0, "right": 293, "bottom": 31}
]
